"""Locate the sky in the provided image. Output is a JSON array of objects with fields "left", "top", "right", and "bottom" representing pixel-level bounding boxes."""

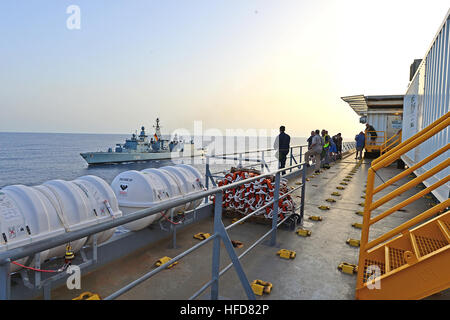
[{"left": 0, "top": 0, "right": 449, "bottom": 138}]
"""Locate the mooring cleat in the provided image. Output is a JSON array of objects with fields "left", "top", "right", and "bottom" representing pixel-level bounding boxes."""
[
  {"left": 251, "top": 280, "right": 273, "bottom": 296},
  {"left": 338, "top": 262, "right": 358, "bottom": 275},
  {"left": 277, "top": 249, "right": 296, "bottom": 260},
  {"left": 296, "top": 229, "right": 312, "bottom": 237},
  {"left": 346, "top": 239, "right": 361, "bottom": 247},
  {"left": 193, "top": 232, "right": 211, "bottom": 240},
  {"left": 155, "top": 256, "right": 178, "bottom": 269},
  {"left": 352, "top": 223, "right": 363, "bottom": 229}
]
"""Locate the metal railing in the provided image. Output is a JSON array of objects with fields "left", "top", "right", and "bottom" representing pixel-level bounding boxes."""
[
  {"left": 381, "top": 130, "right": 402, "bottom": 155},
  {"left": 205, "top": 142, "right": 356, "bottom": 187},
  {"left": 365, "top": 131, "right": 386, "bottom": 153},
  {"left": 0, "top": 161, "right": 307, "bottom": 300},
  {"left": 357, "top": 111, "right": 450, "bottom": 291}
]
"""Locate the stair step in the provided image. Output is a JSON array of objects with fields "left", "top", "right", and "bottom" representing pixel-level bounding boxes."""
[
  {"left": 414, "top": 234, "right": 449, "bottom": 257},
  {"left": 362, "top": 259, "right": 386, "bottom": 284},
  {"left": 438, "top": 220, "right": 450, "bottom": 243},
  {"left": 388, "top": 247, "right": 407, "bottom": 271}
]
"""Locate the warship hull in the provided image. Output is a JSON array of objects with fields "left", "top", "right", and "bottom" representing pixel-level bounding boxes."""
[{"left": 81, "top": 147, "right": 204, "bottom": 165}]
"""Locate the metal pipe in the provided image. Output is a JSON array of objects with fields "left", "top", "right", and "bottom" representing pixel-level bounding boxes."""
[
  {"left": 210, "top": 192, "right": 223, "bottom": 300},
  {"left": 370, "top": 175, "right": 450, "bottom": 226},
  {"left": 369, "top": 158, "right": 450, "bottom": 211},
  {"left": 0, "top": 259, "right": 11, "bottom": 300},
  {"left": 104, "top": 233, "right": 219, "bottom": 300},
  {"left": 300, "top": 166, "right": 307, "bottom": 221},
  {"left": 373, "top": 144, "right": 450, "bottom": 194},
  {"left": 270, "top": 173, "right": 281, "bottom": 246},
  {"left": 211, "top": 145, "right": 307, "bottom": 158},
  {"left": 372, "top": 114, "right": 449, "bottom": 169},
  {"left": 189, "top": 215, "right": 290, "bottom": 300},
  {"left": 357, "top": 168, "right": 376, "bottom": 289}
]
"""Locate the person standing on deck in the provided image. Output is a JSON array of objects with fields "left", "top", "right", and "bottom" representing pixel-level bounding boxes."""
[
  {"left": 355, "top": 131, "right": 365, "bottom": 159},
  {"left": 335, "top": 133, "right": 343, "bottom": 159},
  {"left": 274, "top": 126, "right": 291, "bottom": 174},
  {"left": 321, "top": 130, "right": 331, "bottom": 169},
  {"left": 304, "top": 130, "right": 322, "bottom": 173},
  {"left": 365, "top": 124, "right": 377, "bottom": 145}
]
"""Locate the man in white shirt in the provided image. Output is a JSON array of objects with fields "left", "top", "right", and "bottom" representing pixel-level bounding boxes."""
[{"left": 304, "top": 129, "right": 322, "bottom": 173}]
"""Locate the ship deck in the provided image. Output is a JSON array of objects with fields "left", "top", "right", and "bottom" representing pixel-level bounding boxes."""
[{"left": 46, "top": 152, "right": 449, "bottom": 300}]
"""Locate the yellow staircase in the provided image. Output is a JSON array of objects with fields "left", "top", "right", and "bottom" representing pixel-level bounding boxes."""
[{"left": 356, "top": 112, "right": 450, "bottom": 300}]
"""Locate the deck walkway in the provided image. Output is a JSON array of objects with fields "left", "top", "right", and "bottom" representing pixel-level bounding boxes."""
[{"left": 47, "top": 152, "right": 449, "bottom": 300}]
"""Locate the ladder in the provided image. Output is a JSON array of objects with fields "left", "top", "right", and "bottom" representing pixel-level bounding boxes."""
[{"left": 356, "top": 112, "right": 450, "bottom": 300}]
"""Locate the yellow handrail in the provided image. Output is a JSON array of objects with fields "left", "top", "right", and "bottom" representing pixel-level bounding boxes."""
[
  {"left": 373, "top": 116, "right": 450, "bottom": 170},
  {"left": 381, "top": 130, "right": 402, "bottom": 155},
  {"left": 373, "top": 144, "right": 450, "bottom": 194},
  {"left": 365, "top": 131, "right": 386, "bottom": 146},
  {"left": 372, "top": 112, "right": 450, "bottom": 166},
  {"left": 357, "top": 111, "right": 450, "bottom": 291}
]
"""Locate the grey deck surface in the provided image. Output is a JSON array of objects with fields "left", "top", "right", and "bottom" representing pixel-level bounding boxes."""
[{"left": 48, "top": 153, "right": 449, "bottom": 300}]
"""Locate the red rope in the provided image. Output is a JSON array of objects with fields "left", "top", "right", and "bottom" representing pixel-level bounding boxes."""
[
  {"left": 11, "top": 261, "right": 59, "bottom": 273},
  {"left": 160, "top": 211, "right": 182, "bottom": 225}
]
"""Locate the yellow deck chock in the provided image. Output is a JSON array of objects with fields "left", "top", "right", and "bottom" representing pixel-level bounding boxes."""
[
  {"left": 352, "top": 223, "right": 363, "bottom": 229},
  {"left": 73, "top": 292, "right": 101, "bottom": 300},
  {"left": 343, "top": 179, "right": 351, "bottom": 182},
  {"left": 326, "top": 199, "right": 336, "bottom": 203},
  {"left": 155, "top": 256, "right": 178, "bottom": 269},
  {"left": 346, "top": 176, "right": 353, "bottom": 179},
  {"left": 337, "top": 186, "right": 345, "bottom": 190},
  {"left": 331, "top": 192, "right": 341, "bottom": 197},
  {"left": 318, "top": 205, "right": 330, "bottom": 210},
  {"left": 340, "top": 182, "right": 348, "bottom": 186},
  {"left": 194, "top": 232, "right": 211, "bottom": 240},
  {"left": 309, "top": 216, "right": 323, "bottom": 222},
  {"left": 355, "top": 211, "right": 364, "bottom": 216},
  {"left": 277, "top": 249, "right": 296, "bottom": 260},
  {"left": 251, "top": 280, "right": 273, "bottom": 296},
  {"left": 296, "top": 229, "right": 312, "bottom": 237},
  {"left": 346, "top": 239, "right": 361, "bottom": 247},
  {"left": 338, "top": 263, "right": 358, "bottom": 275},
  {"left": 231, "top": 240, "right": 244, "bottom": 249},
  {"left": 359, "top": 202, "right": 365, "bottom": 207},
  {"left": 361, "top": 196, "right": 366, "bottom": 199},
  {"left": 231, "top": 218, "right": 245, "bottom": 225}
]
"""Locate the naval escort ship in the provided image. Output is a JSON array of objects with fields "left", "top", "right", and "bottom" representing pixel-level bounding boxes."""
[{"left": 80, "top": 118, "right": 205, "bottom": 165}]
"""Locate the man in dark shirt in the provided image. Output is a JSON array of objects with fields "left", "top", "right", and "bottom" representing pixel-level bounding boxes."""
[
  {"left": 274, "top": 126, "right": 291, "bottom": 174},
  {"left": 366, "top": 124, "right": 377, "bottom": 145},
  {"left": 307, "top": 131, "right": 315, "bottom": 149}
]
